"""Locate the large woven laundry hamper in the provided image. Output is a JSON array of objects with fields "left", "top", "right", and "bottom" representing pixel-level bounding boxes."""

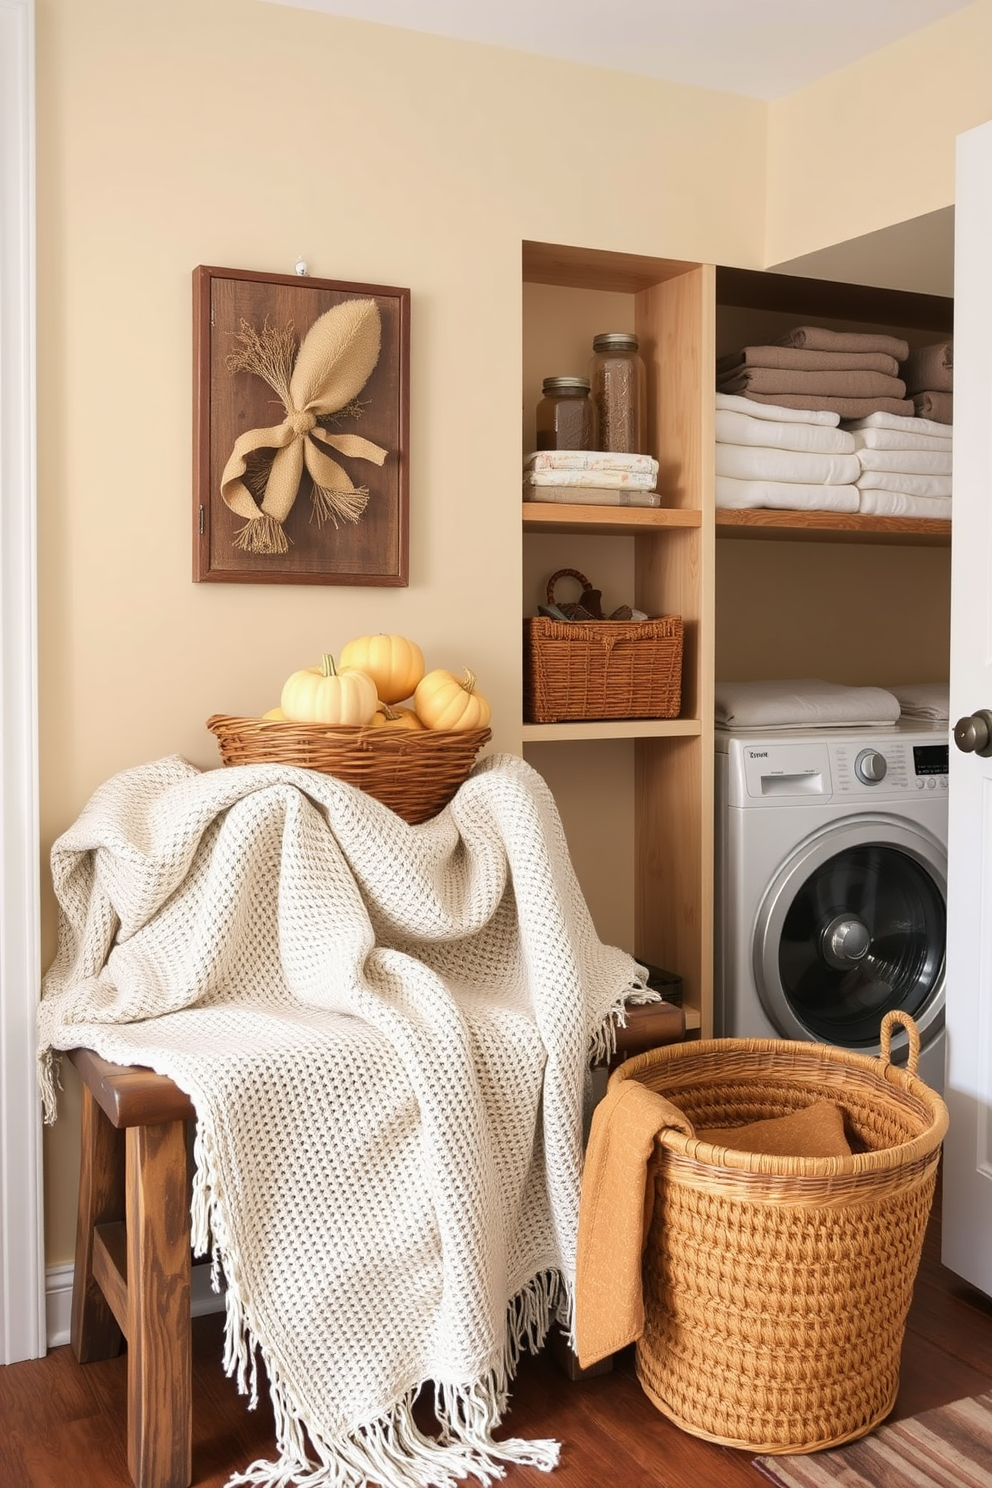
[{"left": 614, "top": 1010, "right": 948, "bottom": 1455}]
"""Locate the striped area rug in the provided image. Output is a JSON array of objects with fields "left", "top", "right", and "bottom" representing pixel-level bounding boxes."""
[{"left": 753, "top": 1391, "right": 992, "bottom": 1488}]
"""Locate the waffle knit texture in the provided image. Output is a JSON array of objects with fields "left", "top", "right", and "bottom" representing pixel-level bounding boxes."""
[{"left": 37, "top": 752, "right": 644, "bottom": 1488}]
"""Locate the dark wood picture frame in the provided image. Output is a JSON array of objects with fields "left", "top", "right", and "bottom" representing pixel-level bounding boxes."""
[{"left": 193, "top": 265, "right": 410, "bottom": 585}]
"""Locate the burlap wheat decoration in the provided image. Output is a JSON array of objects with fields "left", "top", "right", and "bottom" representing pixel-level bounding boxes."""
[{"left": 220, "top": 297, "right": 387, "bottom": 555}]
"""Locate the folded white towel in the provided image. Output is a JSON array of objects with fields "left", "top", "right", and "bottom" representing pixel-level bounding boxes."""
[
  {"left": 525, "top": 468, "right": 656, "bottom": 490},
  {"left": 856, "top": 469, "right": 952, "bottom": 497},
  {"left": 716, "top": 476, "right": 859, "bottom": 512},
  {"left": 889, "top": 682, "right": 949, "bottom": 722},
  {"left": 715, "top": 391, "right": 840, "bottom": 427},
  {"left": 855, "top": 447, "right": 953, "bottom": 476},
  {"left": 715, "top": 678, "right": 901, "bottom": 730},
  {"left": 857, "top": 489, "right": 952, "bottom": 519},
  {"left": 842, "top": 411, "right": 952, "bottom": 438},
  {"left": 523, "top": 450, "right": 659, "bottom": 476},
  {"left": 716, "top": 443, "right": 860, "bottom": 485},
  {"left": 715, "top": 408, "right": 855, "bottom": 455},
  {"left": 851, "top": 427, "right": 952, "bottom": 453}
]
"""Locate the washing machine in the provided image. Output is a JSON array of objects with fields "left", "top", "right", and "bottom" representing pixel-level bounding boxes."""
[{"left": 715, "top": 723, "right": 948, "bottom": 1091}]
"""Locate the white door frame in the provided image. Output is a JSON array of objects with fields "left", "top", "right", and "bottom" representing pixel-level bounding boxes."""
[{"left": 0, "top": 0, "right": 44, "bottom": 1364}]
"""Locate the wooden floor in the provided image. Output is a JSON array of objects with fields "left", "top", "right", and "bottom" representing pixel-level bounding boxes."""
[{"left": 3, "top": 1187, "right": 992, "bottom": 1488}]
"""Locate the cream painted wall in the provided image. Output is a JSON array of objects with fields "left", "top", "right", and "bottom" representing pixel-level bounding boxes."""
[
  {"left": 766, "top": 0, "right": 992, "bottom": 264},
  {"left": 35, "top": 0, "right": 768, "bottom": 1263}
]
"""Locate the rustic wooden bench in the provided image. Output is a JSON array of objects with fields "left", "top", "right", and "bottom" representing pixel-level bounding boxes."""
[{"left": 67, "top": 998, "right": 684, "bottom": 1488}]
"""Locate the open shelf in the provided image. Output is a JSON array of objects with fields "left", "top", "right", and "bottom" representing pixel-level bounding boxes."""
[
  {"left": 522, "top": 503, "right": 702, "bottom": 536},
  {"left": 522, "top": 718, "right": 701, "bottom": 743},
  {"left": 715, "top": 508, "right": 951, "bottom": 546}
]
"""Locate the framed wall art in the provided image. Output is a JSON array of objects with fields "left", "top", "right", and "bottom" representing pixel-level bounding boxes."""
[{"left": 193, "top": 264, "right": 410, "bottom": 585}]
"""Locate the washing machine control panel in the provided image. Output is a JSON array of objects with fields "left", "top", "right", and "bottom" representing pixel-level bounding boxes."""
[{"left": 739, "top": 736, "right": 949, "bottom": 801}]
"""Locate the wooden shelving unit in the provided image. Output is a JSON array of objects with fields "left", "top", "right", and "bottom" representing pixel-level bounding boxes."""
[{"left": 521, "top": 241, "right": 953, "bottom": 1042}]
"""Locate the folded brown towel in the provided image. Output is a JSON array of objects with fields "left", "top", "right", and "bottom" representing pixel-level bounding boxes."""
[
  {"left": 742, "top": 391, "right": 916, "bottom": 419},
  {"left": 574, "top": 1086, "right": 852, "bottom": 1369},
  {"left": 902, "top": 341, "right": 953, "bottom": 395},
  {"left": 701, "top": 1100, "right": 852, "bottom": 1158},
  {"left": 913, "top": 390, "right": 954, "bottom": 424},
  {"left": 780, "top": 325, "right": 910, "bottom": 360},
  {"left": 716, "top": 345, "right": 900, "bottom": 377},
  {"left": 718, "top": 366, "right": 907, "bottom": 400}
]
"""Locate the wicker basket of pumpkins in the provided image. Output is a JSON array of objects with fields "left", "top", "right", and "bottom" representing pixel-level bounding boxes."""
[{"left": 207, "top": 633, "right": 492, "bottom": 824}]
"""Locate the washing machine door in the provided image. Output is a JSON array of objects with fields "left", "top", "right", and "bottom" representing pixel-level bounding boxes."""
[{"left": 753, "top": 813, "right": 946, "bottom": 1062}]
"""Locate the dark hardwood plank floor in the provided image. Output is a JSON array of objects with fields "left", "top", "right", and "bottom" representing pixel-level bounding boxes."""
[{"left": 2, "top": 1189, "right": 991, "bottom": 1488}]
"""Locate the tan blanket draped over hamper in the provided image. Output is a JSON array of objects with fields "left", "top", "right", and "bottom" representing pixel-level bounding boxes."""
[{"left": 37, "top": 753, "right": 648, "bottom": 1488}]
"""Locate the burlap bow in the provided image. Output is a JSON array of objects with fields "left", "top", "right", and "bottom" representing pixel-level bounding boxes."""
[{"left": 221, "top": 298, "right": 388, "bottom": 555}]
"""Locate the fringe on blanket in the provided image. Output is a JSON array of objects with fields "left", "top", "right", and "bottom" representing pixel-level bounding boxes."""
[
  {"left": 190, "top": 1129, "right": 566, "bottom": 1488},
  {"left": 586, "top": 972, "right": 659, "bottom": 1069}
]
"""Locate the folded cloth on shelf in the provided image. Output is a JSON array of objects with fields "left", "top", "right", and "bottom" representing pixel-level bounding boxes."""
[
  {"left": 857, "top": 489, "right": 952, "bottom": 519},
  {"left": 740, "top": 391, "right": 915, "bottom": 418},
  {"left": 523, "top": 484, "right": 661, "bottom": 507},
  {"left": 523, "top": 450, "right": 659, "bottom": 476},
  {"left": 715, "top": 442, "right": 860, "bottom": 486},
  {"left": 715, "top": 476, "right": 859, "bottom": 512},
  {"left": 779, "top": 326, "right": 910, "bottom": 360},
  {"left": 716, "top": 345, "right": 900, "bottom": 377},
  {"left": 843, "top": 410, "right": 952, "bottom": 438},
  {"left": 715, "top": 408, "right": 856, "bottom": 454},
  {"left": 856, "top": 469, "right": 952, "bottom": 497},
  {"left": 717, "top": 365, "right": 907, "bottom": 400},
  {"left": 525, "top": 467, "right": 656, "bottom": 490},
  {"left": 889, "top": 682, "right": 950, "bottom": 721},
  {"left": 715, "top": 391, "right": 840, "bottom": 426},
  {"left": 850, "top": 425, "right": 952, "bottom": 453},
  {"left": 913, "top": 390, "right": 954, "bottom": 423},
  {"left": 901, "top": 341, "right": 953, "bottom": 395},
  {"left": 855, "top": 446, "right": 953, "bottom": 476},
  {"left": 37, "top": 753, "right": 647, "bottom": 1488},
  {"left": 715, "top": 677, "right": 901, "bottom": 730}
]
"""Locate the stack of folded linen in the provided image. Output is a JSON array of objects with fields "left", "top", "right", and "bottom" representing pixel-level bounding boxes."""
[
  {"left": 843, "top": 410, "right": 952, "bottom": 520},
  {"left": 715, "top": 392, "right": 860, "bottom": 511},
  {"left": 888, "top": 682, "right": 950, "bottom": 723},
  {"left": 715, "top": 677, "right": 902, "bottom": 730},
  {"left": 900, "top": 340, "right": 953, "bottom": 425},
  {"left": 522, "top": 450, "right": 660, "bottom": 507},
  {"left": 716, "top": 326, "right": 913, "bottom": 420}
]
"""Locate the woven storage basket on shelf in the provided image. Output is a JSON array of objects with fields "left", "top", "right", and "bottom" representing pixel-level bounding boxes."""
[
  {"left": 612, "top": 1011, "right": 948, "bottom": 1455},
  {"left": 206, "top": 715, "right": 491, "bottom": 825},
  {"left": 523, "top": 570, "right": 683, "bottom": 724}
]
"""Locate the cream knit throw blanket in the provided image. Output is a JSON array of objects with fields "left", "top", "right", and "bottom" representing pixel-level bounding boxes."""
[{"left": 37, "top": 752, "right": 644, "bottom": 1488}]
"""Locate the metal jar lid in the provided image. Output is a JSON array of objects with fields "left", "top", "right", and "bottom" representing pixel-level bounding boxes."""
[
  {"left": 592, "top": 332, "right": 639, "bottom": 352},
  {"left": 541, "top": 376, "right": 590, "bottom": 394}
]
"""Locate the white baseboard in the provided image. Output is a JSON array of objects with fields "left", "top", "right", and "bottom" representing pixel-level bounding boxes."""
[{"left": 46, "top": 1262, "right": 226, "bottom": 1349}]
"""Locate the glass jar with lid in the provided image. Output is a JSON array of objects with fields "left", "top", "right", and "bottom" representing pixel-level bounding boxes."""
[
  {"left": 589, "top": 332, "right": 647, "bottom": 454},
  {"left": 535, "top": 376, "right": 596, "bottom": 451}
]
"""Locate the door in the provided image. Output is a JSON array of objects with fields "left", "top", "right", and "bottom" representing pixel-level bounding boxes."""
[{"left": 941, "top": 117, "right": 992, "bottom": 1295}]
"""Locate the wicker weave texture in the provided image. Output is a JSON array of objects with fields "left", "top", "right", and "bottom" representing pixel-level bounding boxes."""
[
  {"left": 523, "top": 615, "right": 683, "bottom": 723},
  {"left": 612, "top": 1025, "right": 948, "bottom": 1455},
  {"left": 206, "top": 716, "right": 491, "bottom": 825}
]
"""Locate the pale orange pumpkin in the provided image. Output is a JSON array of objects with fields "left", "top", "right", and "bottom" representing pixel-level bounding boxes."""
[
  {"left": 414, "top": 669, "right": 491, "bottom": 731},
  {"left": 280, "top": 655, "right": 378, "bottom": 726},
  {"left": 262, "top": 706, "right": 286, "bottom": 721},
  {"left": 338, "top": 633, "right": 425, "bottom": 705},
  {"left": 370, "top": 702, "right": 425, "bottom": 731}
]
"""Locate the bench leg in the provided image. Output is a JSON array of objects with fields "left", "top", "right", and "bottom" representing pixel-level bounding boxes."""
[
  {"left": 126, "top": 1119, "right": 192, "bottom": 1488},
  {"left": 71, "top": 1083, "right": 126, "bottom": 1362}
]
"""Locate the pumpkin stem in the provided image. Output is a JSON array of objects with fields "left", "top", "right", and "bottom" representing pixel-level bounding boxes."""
[
  {"left": 321, "top": 654, "right": 338, "bottom": 678},
  {"left": 462, "top": 670, "right": 477, "bottom": 694}
]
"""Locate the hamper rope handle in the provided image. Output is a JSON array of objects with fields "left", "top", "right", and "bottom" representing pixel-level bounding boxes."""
[{"left": 879, "top": 1010, "right": 921, "bottom": 1075}]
